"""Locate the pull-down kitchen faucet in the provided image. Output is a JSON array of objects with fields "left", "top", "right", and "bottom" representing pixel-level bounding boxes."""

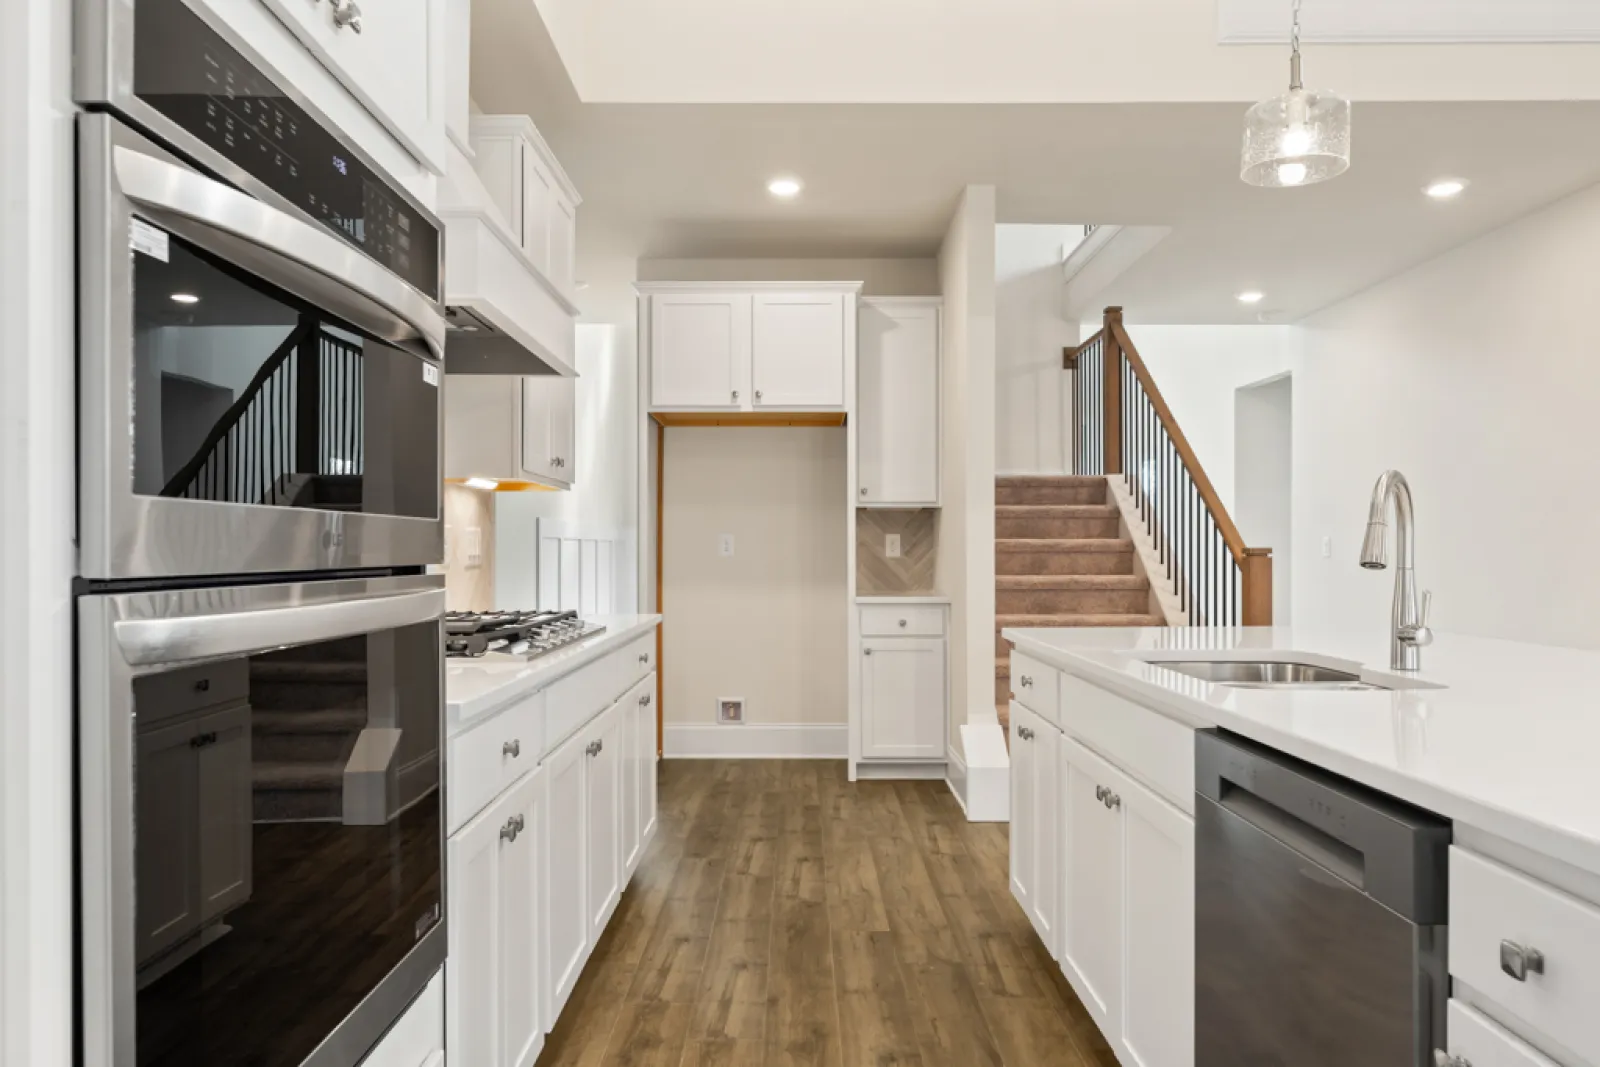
[{"left": 1359, "top": 470, "right": 1433, "bottom": 671}]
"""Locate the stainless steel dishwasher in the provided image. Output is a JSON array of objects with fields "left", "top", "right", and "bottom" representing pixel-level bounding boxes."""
[{"left": 1195, "top": 730, "right": 1451, "bottom": 1066}]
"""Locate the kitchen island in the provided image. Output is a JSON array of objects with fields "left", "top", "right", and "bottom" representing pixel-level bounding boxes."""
[{"left": 1003, "top": 623, "right": 1600, "bottom": 1067}]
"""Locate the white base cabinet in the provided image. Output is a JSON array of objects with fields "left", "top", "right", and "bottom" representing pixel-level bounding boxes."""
[
  {"left": 360, "top": 970, "right": 445, "bottom": 1067},
  {"left": 1010, "top": 658, "right": 1195, "bottom": 1067},
  {"left": 854, "top": 603, "right": 949, "bottom": 777}
]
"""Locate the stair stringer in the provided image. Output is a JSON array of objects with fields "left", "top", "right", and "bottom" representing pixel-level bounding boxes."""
[{"left": 1104, "top": 475, "right": 1188, "bottom": 626}]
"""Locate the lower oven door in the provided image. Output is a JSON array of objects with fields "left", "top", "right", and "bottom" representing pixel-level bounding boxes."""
[{"left": 79, "top": 574, "right": 447, "bottom": 1067}]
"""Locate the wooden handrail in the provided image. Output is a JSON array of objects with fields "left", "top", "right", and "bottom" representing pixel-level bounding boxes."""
[{"left": 1064, "top": 328, "right": 1104, "bottom": 371}]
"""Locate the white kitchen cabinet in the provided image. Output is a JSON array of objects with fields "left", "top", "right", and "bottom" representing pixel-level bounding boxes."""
[
  {"left": 1009, "top": 704, "right": 1037, "bottom": 922},
  {"left": 447, "top": 766, "right": 544, "bottom": 1067},
  {"left": 1008, "top": 704, "right": 1059, "bottom": 955},
  {"left": 253, "top": 0, "right": 447, "bottom": 174},
  {"left": 542, "top": 724, "right": 589, "bottom": 1026},
  {"left": 1444, "top": 1000, "right": 1563, "bottom": 1067},
  {"left": 1058, "top": 734, "right": 1124, "bottom": 1037},
  {"left": 443, "top": 0, "right": 471, "bottom": 155},
  {"left": 469, "top": 116, "right": 582, "bottom": 306},
  {"left": 585, "top": 701, "right": 624, "bottom": 943},
  {"left": 621, "top": 674, "right": 657, "bottom": 879},
  {"left": 860, "top": 638, "right": 945, "bottom": 760},
  {"left": 135, "top": 703, "right": 252, "bottom": 967},
  {"left": 639, "top": 676, "right": 659, "bottom": 848},
  {"left": 521, "top": 376, "right": 576, "bottom": 489},
  {"left": 642, "top": 284, "right": 859, "bottom": 412},
  {"left": 1119, "top": 773, "right": 1194, "bottom": 1067},
  {"left": 361, "top": 969, "right": 444, "bottom": 1067},
  {"left": 752, "top": 292, "right": 847, "bottom": 408},
  {"left": 649, "top": 292, "right": 751, "bottom": 408},
  {"left": 857, "top": 299, "right": 940, "bottom": 506}
]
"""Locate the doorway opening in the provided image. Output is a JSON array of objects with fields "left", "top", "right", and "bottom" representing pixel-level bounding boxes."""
[{"left": 1234, "top": 374, "right": 1292, "bottom": 625}]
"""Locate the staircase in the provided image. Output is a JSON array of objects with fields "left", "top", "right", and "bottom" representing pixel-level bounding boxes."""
[
  {"left": 995, "top": 475, "right": 1164, "bottom": 730},
  {"left": 251, "top": 636, "right": 368, "bottom": 822}
]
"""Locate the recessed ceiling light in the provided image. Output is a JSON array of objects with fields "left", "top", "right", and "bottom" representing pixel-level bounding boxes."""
[
  {"left": 463, "top": 477, "right": 499, "bottom": 491},
  {"left": 767, "top": 177, "right": 802, "bottom": 199},
  {"left": 1424, "top": 178, "right": 1468, "bottom": 200},
  {"left": 1237, "top": 291, "right": 1265, "bottom": 305},
  {"left": 170, "top": 292, "right": 200, "bottom": 304}
]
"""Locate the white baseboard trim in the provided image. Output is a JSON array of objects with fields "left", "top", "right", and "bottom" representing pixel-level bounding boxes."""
[
  {"left": 854, "top": 760, "right": 946, "bottom": 781},
  {"left": 663, "top": 723, "right": 847, "bottom": 760},
  {"left": 945, "top": 743, "right": 969, "bottom": 816}
]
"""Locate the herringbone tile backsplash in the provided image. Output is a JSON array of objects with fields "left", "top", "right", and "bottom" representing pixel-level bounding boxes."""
[{"left": 857, "top": 509, "right": 938, "bottom": 594}]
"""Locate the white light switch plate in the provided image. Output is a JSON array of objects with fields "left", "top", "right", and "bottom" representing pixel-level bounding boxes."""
[
  {"left": 1321, "top": 536, "right": 1332, "bottom": 559},
  {"left": 718, "top": 534, "right": 735, "bottom": 558},
  {"left": 885, "top": 534, "right": 902, "bottom": 558},
  {"left": 465, "top": 527, "right": 483, "bottom": 567}
]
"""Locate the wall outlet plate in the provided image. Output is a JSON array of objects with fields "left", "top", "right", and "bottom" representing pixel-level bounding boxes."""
[
  {"left": 718, "top": 533, "right": 735, "bottom": 558},
  {"left": 465, "top": 527, "right": 483, "bottom": 567},
  {"left": 718, "top": 698, "right": 745, "bottom": 725},
  {"left": 885, "top": 533, "right": 902, "bottom": 558}
]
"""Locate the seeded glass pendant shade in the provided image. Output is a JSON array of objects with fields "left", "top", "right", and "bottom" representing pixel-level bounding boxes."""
[{"left": 1240, "top": 2, "right": 1351, "bottom": 188}]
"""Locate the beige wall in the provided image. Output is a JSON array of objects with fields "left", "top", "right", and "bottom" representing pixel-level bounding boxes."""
[
  {"left": 662, "top": 426, "right": 848, "bottom": 726},
  {"left": 443, "top": 483, "right": 496, "bottom": 612},
  {"left": 638, "top": 257, "right": 938, "bottom": 297}
]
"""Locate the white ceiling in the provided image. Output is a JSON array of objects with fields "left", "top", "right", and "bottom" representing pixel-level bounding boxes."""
[{"left": 471, "top": 1, "right": 1600, "bottom": 324}]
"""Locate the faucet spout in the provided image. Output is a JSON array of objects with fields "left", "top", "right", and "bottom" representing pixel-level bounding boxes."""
[{"left": 1360, "top": 470, "right": 1430, "bottom": 670}]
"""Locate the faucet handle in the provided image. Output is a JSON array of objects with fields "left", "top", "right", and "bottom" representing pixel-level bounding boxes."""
[
  {"left": 1403, "top": 590, "right": 1435, "bottom": 648},
  {"left": 1419, "top": 589, "right": 1432, "bottom": 627}
]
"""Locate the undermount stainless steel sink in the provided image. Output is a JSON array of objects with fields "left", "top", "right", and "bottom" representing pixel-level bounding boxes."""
[{"left": 1146, "top": 660, "right": 1390, "bottom": 691}]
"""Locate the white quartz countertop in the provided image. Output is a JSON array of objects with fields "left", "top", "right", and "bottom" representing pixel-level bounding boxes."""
[
  {"left": 856, "top": 595, "right": 951, "bottom": 604},
  {"left": 446, "top": 614, "right": 661, "bottom": 726},
  {"left": 1003, "top": 624, "right": 1600, "bottom": 878}
]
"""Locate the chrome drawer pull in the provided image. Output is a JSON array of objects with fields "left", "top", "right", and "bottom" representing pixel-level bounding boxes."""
[
  {"left": 502, "top": 739, "right": 521, "bottom": 758},
  {"left": 640, "top": 694, "right": 652, "bottom": 706},
  {"left": 639, "top": 653, "right": 650, "bottom": 664},
  {"left": 1499, "top": 940, "right": 1545, "bottom": 982},
  {"left": 1433, "top": 1053, "right": 1470, "bottom": 1067},
  {"left": 500, "top": 815, "right": 523, "bottom": 843},
  {"left": 1019, "top": 675, "right": 1033, "bottom": 688}
]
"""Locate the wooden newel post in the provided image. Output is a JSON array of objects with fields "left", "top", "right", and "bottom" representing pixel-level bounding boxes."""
[
  {"left": 1241, "top": 547, "right": 1273, "bottom": 626},
  {"left": 1103, "top": 306, "right": 1123, "bottom": 475}
]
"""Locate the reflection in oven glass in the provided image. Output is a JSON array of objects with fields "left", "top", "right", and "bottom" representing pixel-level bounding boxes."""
[{"left": 133, "top": 626, "right": 441, "bottom": 1067}]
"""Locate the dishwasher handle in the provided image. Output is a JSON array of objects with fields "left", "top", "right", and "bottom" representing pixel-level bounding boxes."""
[{"left": 1195, "top": 730, "right": 1451, "bottom": 924}]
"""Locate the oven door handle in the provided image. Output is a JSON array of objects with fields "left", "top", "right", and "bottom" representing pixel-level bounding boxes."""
[
  {"left": 112, "top": 143, "right": 446, "bottom": 360},
  {"left": 114, "top": 587, "right": 445, "bottom": 667}
]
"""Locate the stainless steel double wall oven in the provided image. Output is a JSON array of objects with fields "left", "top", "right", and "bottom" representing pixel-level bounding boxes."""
[{"left": 75, "top": 1, "right": 450, "bottom": 1064}]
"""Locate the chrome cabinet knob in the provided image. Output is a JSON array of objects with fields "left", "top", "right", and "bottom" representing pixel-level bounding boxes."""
[
  {"left": 585, "top": 740, "right": 601, "bottom": 757},
  {"left": 640, "top": 694, "right": 652, "bottom": 706},
  {"left": 1095, "top": 786, "right": 1106, "bottom": 802},
  {"left": 755, "top": 390, "right": 763, "bottom": 402},
  {"left": 863, "top": 648, "right": 872, "bottom": 656},
  {"left": 1019, "top": 675, "right": 1033, "bottom": 688},
  {"left": 639, "top": 653, "right": 650, "bottom": 664},
  {"left": 502, "top": 739, "right": 521, "bottom": 758},
  {"left": 1018, "top": 726, "right": 1034, "bottom": 741},
  {"left": 500, "top": 814, "right": 523, "bottom": 843},
  {"left": 732, "top": 390, "right": 739, "bottom": 402},
  {"left": 860, "top": 487, "right": 868, "bottom": 496},
  {"left": 1433, "top": 1053, "right": 1470, "bottom": 1067},
  {"left": 898, "top": 619, "right": 907, "bottom": 628},
  {"left": 1103, "top": 791, "right": 1120, "bottom": 810},
  {"left": 1500, "top": 940, "right": 1545, "bottom": 982},
  {"left": 332, "top": 0, "right": 362, "bottom": 32}
]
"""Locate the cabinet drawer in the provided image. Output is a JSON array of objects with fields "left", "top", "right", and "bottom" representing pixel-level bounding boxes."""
[
  {"left": 1058, "top": 671, "right": 1193, "bottom": 814},
  {"left": 136, "top": 659, "right": 250, "bottom": 727},
  {"left": 543, "top": 632, "right": 656, "bottom": 757},
  {"left": 448, "top": 692, "right": 542, "bottom": 834},
  {"left": 1445, "top": 1000, "right": 1560, "bottom": 1067},
  {"left": 861, "top": 605, "right": 945, "bottom": 637},
  {"left": 1450, "top": 847, "right": 1600, "bottom": 1065},
  {"left": 1009, "top": 652, "right": 1059, "bottom": 726}
]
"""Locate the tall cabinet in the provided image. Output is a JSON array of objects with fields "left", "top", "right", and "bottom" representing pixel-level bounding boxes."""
[{"left": 857, "top": 298, "right": 941, "bottom": 507}]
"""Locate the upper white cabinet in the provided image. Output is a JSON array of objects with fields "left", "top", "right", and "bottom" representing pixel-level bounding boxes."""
[
  {"left": 751, "top": 293, "right": 847, "bottom": 407},
  {"left": 470, "top": 116, "right": 582, "bottom": 308},
  {"left": 858, "top": 299, "right": 940, "bottom": 506},
  {"left": 255, "top": 0, "right": 448, "bottom": 174},
  {"left": 443, "top": 0, "right": 471, "bottom": 155},
  {"left": 444, "top": 374, "right": 576, "bottom": 491},
  {"left": 641, "top": 284, "right": 860, "bottom": 412}
]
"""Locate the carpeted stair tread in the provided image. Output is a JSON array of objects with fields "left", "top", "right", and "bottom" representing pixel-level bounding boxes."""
[
  {"left": 995, "top": 476, "right": 1108, "bottom": 488},
  {"left": 997, "top": 538, "right": 1133, "bottom": 553},
  {"left": 252, "top": 708, "right": 367, "bottom": 734},
  {"left": 248, "top": 660, "right": 368, "bottom": 682},
  {"left": 995, "top": 504, "right": 1118, "bottom": 517},
  {"left": 253, "top": 761, "right": 343, "bottom": 791},
  {"left": 996, "top": 574, "right": 1147, "bottom": 589},
  {"left": 997, "top": 613, "right": 1167, "bottom": 628}
]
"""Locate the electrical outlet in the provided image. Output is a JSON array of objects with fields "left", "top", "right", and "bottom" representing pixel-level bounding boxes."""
[
  {"left": 465, "top": 527, "right": 483, "bottom": 568},
  {"left": 1321, "top": 536, "right": 1332, "bottom": 559},
  {"left": 718, "top": 698, "right": 745, "bottom": 725},
  {"left": 885, "top": 533, "right": 902, "bottom": 558},
  {"left": 718, "top": 533, "right": 735, "bottom": 558}
]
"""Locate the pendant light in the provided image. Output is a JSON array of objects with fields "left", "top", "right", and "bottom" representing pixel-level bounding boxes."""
[{"left": 1240, "top": 0, "right": 1351, "bottom": 188}]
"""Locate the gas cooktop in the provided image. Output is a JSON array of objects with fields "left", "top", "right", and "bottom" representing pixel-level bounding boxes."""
[{"left": 444, "top": 610, "right": 606, "bottom": 660}]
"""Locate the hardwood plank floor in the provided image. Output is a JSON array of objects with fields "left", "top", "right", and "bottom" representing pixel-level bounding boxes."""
[{"left": 536, "top": 760, "right": 1117, "bottom": 1067}]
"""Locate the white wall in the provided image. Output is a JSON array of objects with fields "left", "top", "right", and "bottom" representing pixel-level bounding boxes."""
[
  {"left": 496, "top": 322, "right": 640, "bottom": 611},
  {"left": 661, "top": 427, "right": 848, "bottom": 728},
  {"left": 996, "top": 224, "right": 1083, "bottom": 475},
  {"left": 936, "top": 186, "right": 998, "bottom": 752},
  {"left": 0, "top": 0, "right": 75, "bottom": 1060},
  {"left": 1235, "top": 375, "right": 1293, "bottom": 623},
  {"left": 1294, "top": 180, "right": 1600, "bottom": 649}
]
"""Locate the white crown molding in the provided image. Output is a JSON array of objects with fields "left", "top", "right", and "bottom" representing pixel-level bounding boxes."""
[{"left": 634, "top": 280, "right": 865, "bottom": 296}]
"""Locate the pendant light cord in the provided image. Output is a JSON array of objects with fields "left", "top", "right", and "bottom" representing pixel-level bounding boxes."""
[{"left": 1289, "top": 0, "right": 1304, "bottom": 90}]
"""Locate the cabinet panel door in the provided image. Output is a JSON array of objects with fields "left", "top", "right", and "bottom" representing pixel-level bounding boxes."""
[
  {"left": 650, "top": 294, "right": 750, "bottom": 408},
  {"left": 548, "top": 376, "right": 575, "bottom": 486},
  {"left": 253, "top": 0, "right": 445, "bottom": 173},
  {"left": 194, "top": 704, "right": 253, "bottom": 921},
  {"left": 500, "top": 769, "right": 544, "bottom": 1067},
  {"left": 585, "top": 703, "right": 623, "bottom": 943},
  {"left": 447, "top": 793, "right": 501, "bottom": 1067},
  {"left": 1059, "top": 735, "right": 1124, "bottom": 1036},
  {"left": 522, "top": 146, "right": 554, "bottom": 274},
  {"left": 1009, "top": 703, "right": 1034, "bottom": 919},
  {"left": 860, "top": 638, "right": 945, "bottom": 759},
  {"left": 858, "top": 303, "right": 939, "bottom": 504},
  {"left": 640, "top": 673, "right": 659, "bottom": 845},
  {"left": 1029, "top": 721, "right": 1061, "bottom": 957},
  {"left": 520, "top": 377, "right": 553, "bottom": 481},
  {"left": 620, "top": 682, "right": 641, "bottom": 880},
  {"left": 751, "top": 293, "right": 846, "bottom": 408},
  {"left": 549, "top": 193, "right": 577, "bottom": 298},
  {"left": 1119, "top": 773, "right": 1194, "bottom": 1067},
  {"left": 135, "top": 718, "right": 200, "bottom": 966},
  {"left": 542, "top": 728, "right": 588, "bottom": 1026}
]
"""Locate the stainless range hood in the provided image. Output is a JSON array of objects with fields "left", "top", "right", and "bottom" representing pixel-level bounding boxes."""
[{"left": 445, "top": 303, "right": 567, "bottom": 376}]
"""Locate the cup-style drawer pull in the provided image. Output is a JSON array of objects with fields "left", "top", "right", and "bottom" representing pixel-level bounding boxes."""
[
  {"left": 502, "top": 739, "right": 521, "bottom": 758},
  {"left": 639, "top": 694, "right": 652, "bottom": 706},
  {"left": 1499, "top": 940, "right": 1545, "bottom": 982}
]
